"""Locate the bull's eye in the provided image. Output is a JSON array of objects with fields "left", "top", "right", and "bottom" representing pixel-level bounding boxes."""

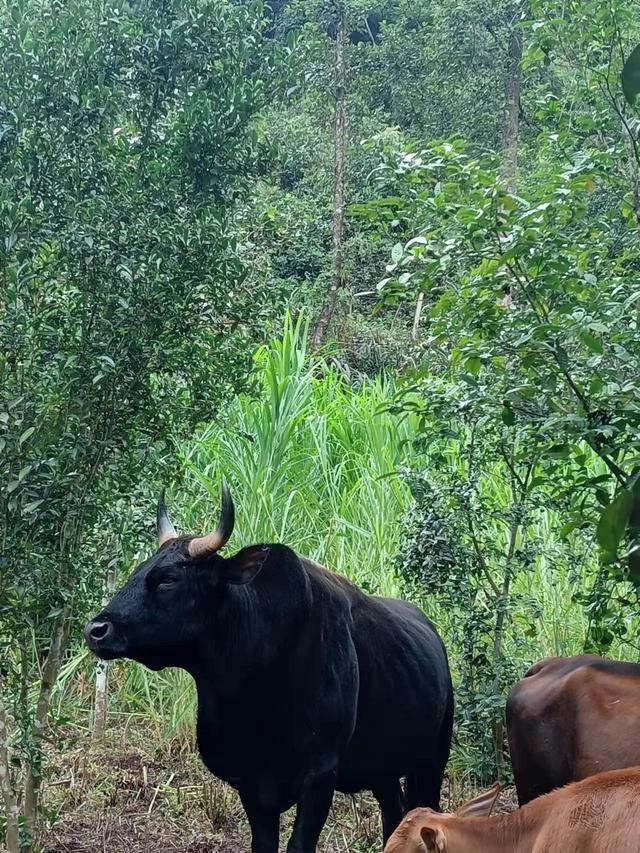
[{"left": 146, "top": 572, "right": 178, "bottom": 593}]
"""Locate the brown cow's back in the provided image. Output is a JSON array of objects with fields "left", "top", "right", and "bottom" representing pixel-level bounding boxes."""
[{"left": 507, "top": 655, "right": 640, "bottom": 805}]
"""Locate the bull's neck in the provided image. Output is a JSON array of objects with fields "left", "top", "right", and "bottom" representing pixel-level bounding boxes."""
[
  {"left": 189, "top": 566, "right": 309, "bottom": 694},
  {"left": 189, "top": 583, "right": 269, "bottom": 688}
]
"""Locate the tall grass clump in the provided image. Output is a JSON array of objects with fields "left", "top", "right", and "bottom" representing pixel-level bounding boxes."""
[{"left": 179, "top": 313, "right": 418, "bottom": 594}]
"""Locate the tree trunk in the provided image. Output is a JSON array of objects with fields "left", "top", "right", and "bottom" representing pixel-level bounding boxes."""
[
  {"left": 501, "top": 7, "right": 523, "bottom": 193},
  {"left": 491, "top": 515, "right": 520, "bottom": 783},
  {"left": 0, "top": 677, "right": 20, "bottom": 853},
  {"left": 310, "top": 2, "right": 347, "bottom": 350},
  {"left": 22, "top": 609, "right": 70, "bottom": 851},
  {"left": 93, "top": 567, "right": 116, "bottom": 740},
  {"left": 411, "top": 292, "right": 425, "bottom": 342}
]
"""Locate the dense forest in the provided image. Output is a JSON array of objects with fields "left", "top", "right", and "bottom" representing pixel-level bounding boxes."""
[{"left": 2, "top": 0, "right": 640, "bottom": 850}]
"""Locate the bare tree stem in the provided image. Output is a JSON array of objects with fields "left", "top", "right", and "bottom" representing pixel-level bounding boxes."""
[
  {"left": 22, "top": 608, "right": 70, "bottom": 851},
  {"left": 0, "top": 676, "right": 20, "bottom": 853},
  {"left": 93, "top": 566, "right": 116, "bottom": 740},
  {"left": 311, "top": 3, "right": 347, "bottom": 350},
  {"left": 411, "top": 292, "right": 425, "bottom": 342},
  {"left": 501, "top": 8, "right": 523, "bottom": 192}
]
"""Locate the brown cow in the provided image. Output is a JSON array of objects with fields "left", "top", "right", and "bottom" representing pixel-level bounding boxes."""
[
  {"left": 385, "top": 767, "right": 640, "bottom": 853},
  {"left": 506, "top": 655, "right": 640, "bottom": 805}
]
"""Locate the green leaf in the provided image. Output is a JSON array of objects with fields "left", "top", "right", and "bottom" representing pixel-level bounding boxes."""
[
  {"left": 560, "top": 519, "right": 582, "bottom": 539},
  {"left": 476, "top": 257, "right": 501, "bottom": 276},
  {"left": 528, "top": 477, "right": 548, "bottom": 489},
  {"left": 391, "top": 242, "right": 404, "bottom": 263},
  {"left": 18, "top": 426, "right": 36, "bottom": 446},
  {"left": 597, "top": 489, "right": 633, "bottom": 562},
  {"left": 555, "top": 345, "right": 569, "bottom": 369},
  {"left": 622, "top": 44, "right": 640, "bottom": 106},
  {"left": 578, "top": 329, "right": 603, "bottom": 354},
  {"left": 501, "top": 405, "right": 515, "bottom": 426},
  {"left": 18, "top": 464, "right": 33, "bottom": 482},
  {"left": 465, "top": 356, "right": 481, "bottom": 375},
  {"left": 548, "top": 444, "right": 570, "bottom": 459}
]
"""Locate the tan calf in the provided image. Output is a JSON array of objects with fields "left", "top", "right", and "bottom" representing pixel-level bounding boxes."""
[{"left": 385, "top": 767, "right": 640, "bottom": 853}]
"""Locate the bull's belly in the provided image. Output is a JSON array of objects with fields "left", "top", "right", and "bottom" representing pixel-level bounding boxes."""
[
  {"left": 201, "top": 750, "right": 405, "bottom": 804},
  {"left": 196, "top": 687, "right": 449, "bottom": 803},
  {"left": 336, "top": 749, "right": 422, "bottom": 794},
  {"left": 339, "top": 729, "right": 438, "bottom": 793},
  {"left": 198, "top": 731, "right": 414, "bottom": 804}
]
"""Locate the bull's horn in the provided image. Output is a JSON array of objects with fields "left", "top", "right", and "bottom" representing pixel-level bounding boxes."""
[
  {"left": 188, "top": 479, "right": 235, "bottom": 559},
  {"left": 157, "top": 489, "right": 178, "bottom": 546}
]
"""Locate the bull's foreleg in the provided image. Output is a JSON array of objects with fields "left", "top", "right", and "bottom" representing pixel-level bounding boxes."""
[
  {"left": 240, "top": 790, "right": 280, "bottom": 853},
  {"left": 286, "top": 756, "right": 339, "bottom": 853}
]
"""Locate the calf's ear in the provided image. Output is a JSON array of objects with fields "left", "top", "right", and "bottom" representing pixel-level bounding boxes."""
[
  {"left": 455, "top": 782, "right": 501, "bottom": 818},
  {"left": 420, "top": 826, "right": 446, "bottom": 852},
  {"left": 220, "top": 545, "right": 271, "bottom": 585}
]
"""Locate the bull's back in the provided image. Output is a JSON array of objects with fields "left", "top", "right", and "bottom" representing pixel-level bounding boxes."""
[{"left": 508, "top": 655, "right": 640, "bottom": 804}]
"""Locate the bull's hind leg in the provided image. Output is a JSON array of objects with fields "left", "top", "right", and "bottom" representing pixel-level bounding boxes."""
[
  {"left": 405, "top": 692, "right": 454, "bottom": 813},
  {"left": 405, "top": 761, "right": 444, "bottom": 812},
  {"left": 405, "top": 702, "right": 452, "bottom": 813},
  {"left": 372, "top": 779, "right": 405, "bottom": 845}
]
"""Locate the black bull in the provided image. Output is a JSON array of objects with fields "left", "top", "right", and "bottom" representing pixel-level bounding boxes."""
[{"left": 85, "top": 485, "right": 453, "bottom": 852}]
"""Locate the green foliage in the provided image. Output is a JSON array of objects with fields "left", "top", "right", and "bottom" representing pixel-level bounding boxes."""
[
  {"left": 239, "top": 0, "right": 532, "bottom": 357},
  {"left": 0, "top": 0, "right": 288, "bottom": 847},
  {"left": 340, "top": 0, "right": 640, "bottom": 778},
  {"left": 391, "top": 368, "right": 602, "bottom": 781},
  {"left": 597, "top": 489, "right": 634, "bottom": 563},
  {"left": 359, "top": 130, "right": 640, "bottom": 573}
]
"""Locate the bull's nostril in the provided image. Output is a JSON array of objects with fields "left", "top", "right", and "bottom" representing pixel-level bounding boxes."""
[{"left": 89, "top": 621, "right": 111, "bottom": 641}]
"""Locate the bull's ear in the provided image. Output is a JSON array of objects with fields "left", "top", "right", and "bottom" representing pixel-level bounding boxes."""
[
  {"left": 420, "top": 826, "right": 447, "bottom": 852},
  {"left": 220, "top": 545, "right": 270, "bottom": 585},
  {"left": 454, "top": 782, "right": 501, "bottom": 818}
]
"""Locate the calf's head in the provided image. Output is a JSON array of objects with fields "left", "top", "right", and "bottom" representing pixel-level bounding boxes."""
[
  {"left": 384, "top": 784, "right": 501, "bottom": 853},
  {"left": 84, "top": 483, "right": 270, "bottom": 671}
]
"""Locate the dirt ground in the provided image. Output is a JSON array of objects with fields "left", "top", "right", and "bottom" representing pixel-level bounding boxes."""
[{"left": 36, "top": 732, "right": 516, "bottom": 853}]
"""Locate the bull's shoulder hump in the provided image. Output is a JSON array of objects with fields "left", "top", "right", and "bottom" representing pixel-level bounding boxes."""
[
  {"left": 296, "top": 557, "right": 436, "bottom": 628},
  {"left": 297, "top": 556, "right": 364, "bottom": 601}
]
